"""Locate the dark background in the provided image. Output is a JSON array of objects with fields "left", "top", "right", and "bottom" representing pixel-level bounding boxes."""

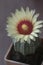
[{"left": 0, "top": 0, "right": 43, "bottom": 65}]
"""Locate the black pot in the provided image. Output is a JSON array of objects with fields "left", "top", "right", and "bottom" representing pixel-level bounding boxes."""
[{"left": 6, "top": 39, "right": 43, "bottom": 65}]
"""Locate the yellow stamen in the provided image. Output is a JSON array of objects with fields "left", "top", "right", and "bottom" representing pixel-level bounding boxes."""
[{"left": 22, "top": 24, "right": 28, "bottom": 31}]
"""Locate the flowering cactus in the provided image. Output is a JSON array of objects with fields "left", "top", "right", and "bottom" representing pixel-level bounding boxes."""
[{"left": 6, "top": 7, "right": 43, "bottom": 55}]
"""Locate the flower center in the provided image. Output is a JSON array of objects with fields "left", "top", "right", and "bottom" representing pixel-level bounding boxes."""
[
  {"left": 17, "top": 20, "right": 33, "bottom": 35},
  {"left": 22, "top": 24, "right": 28, "bottom": 31}
]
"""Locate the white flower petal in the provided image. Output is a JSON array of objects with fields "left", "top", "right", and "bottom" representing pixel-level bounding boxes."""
[
  {"left": 15, "top": 36, "right": 20, "bottom": 42},
  {"left": 15, "top": 35, "right": 23, "bottom": 39},
  {"left": 20, "top": 35, "right": 25, "bottom": 43},
  {"left": 7, "top": 18, "right": 13, "bottom": 24},
  {"left": 26, "top": 7, "right": 32, "bottom": 21},
  {"left": 11, "top": 13, "right": 15, "bottom": 17},
  {"left": 8, "top": 31, "right": 18, "bottom": 37},
  {"left": 6, "top": 25, "right": 15, "bottom": 29},
  {"left": 34, "top": 21, "right": 43, "bottom": 26},
  {"left": 20, "top": 39, "right": 25, "bottom": 43},
  {"left": 33, "top": 25, "right": 43, "bottom": 30},
  {"left": 27, "top": 37, "right": 31, "bottom": 44},
  {"left": 15, "top": 9, "right": 22, "bottom": 20},
  {"left": 15, "top": 7, "right": 26, "bottom": 20},
  {"left": 16, "top": 9, "right": 20, "bottom": 14},
  {"left": 31, "top": 10, "right": 35, "bottom": 16},
  {"left": 7, "top": 31, "right": 18, "bottom": 36},
  {"left": 33, "top": 29, "right": 41, "bottom": 33},
  {"left": 31, "top": 32, "right": 38, "bottom": 37},
  {"left": 26, "top": 7, "right": 29, "bottom": 12},
  {"left": 7, "top": 33, "right": 11, "bottom": 36},
  {"left": 21, "top": 7, "right": 25, "bottom": 14},
  {"left": 29, "top": 35, "right": 35, "bottom": 41},
  {"left": 26, "top": 9, "right": 35, "bottom": 21},
  {"left": 12, "top": 38, "right": 17, "bottom": 46},
  {"left": 32, "top": 14, "right": 39, "bottom": 23},
  {"left": 7, "top": 17, "right": 12, "bottom": 21},
  {"left": 23, "top": 35, "right": 28, "bottom": 41},
  {"left": 28, "top": 10, "right": 35, "bottom": 21}
]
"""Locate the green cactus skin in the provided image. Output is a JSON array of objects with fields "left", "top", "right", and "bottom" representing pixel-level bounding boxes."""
[{"left": 13, "top": 37, "right": 40, "bottom": 55}]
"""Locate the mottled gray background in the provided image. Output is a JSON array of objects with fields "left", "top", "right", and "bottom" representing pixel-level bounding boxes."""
[{"left": 0, "top": 0, "right": 43, "bottom": 65}]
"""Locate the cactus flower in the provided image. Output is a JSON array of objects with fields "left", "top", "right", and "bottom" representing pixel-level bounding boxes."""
[{"left": 6, "top": 7, "right": 43, "bottom": 43}]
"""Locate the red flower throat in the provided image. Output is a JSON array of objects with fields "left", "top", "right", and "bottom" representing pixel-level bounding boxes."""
[{"left": 17, "top": 20, "right": 33, "bottom": 35}]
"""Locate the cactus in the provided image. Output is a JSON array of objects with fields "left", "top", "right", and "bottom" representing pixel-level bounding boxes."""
[
  {"left": 13, "top": 37, "right": 40, "bottom": 55},
  {"left": 6, "top": 7, "right": 43, "bottom": 56}
]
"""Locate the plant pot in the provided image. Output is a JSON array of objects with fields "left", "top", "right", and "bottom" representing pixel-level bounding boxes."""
[
  {"left": 4, "top": 43, "right": 28, "bottom": 65},
  {"left": 4, "top": 38, "right": 43, "bottom": 65}
]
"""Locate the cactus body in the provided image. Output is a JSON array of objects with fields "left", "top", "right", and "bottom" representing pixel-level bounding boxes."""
[{"left": 13, "top": 37, "right": 40, "bottom": 55}]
